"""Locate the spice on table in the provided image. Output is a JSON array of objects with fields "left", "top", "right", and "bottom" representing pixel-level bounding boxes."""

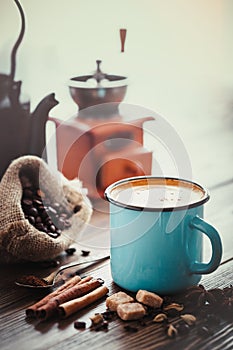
[
  {"left": 153, "top": 313, "right": 168, "bottom": 323},
  {"left": 24, "top": 280, "right": 233, "bottom": 341},
  {"left": 65, "top": 248, "right": 76, "bottom": 255},
  {"left": 162, "top": 302, "right": 184, "bottom": 317},
  {"left": 17, "top": 275, "right": 49, "bottom": 287},
  {"left": 101, "top": 310, "right": 116, "bottom": 321},
  {"left": 183, "top": 284, "right": 221, "bottom": 308},
  {"left": 36, "top": 278, "right": 104, "bottom": 320},
  {"left": 25, "top": 275, "right": 82, "bottom": 317},
  {"left": 90, "top": 313, "right": 104, "bottom": 325},
  {"left": 91, "top": 320, "right": 109, "bottom": 332},
  {"left": 89, "top": 313, "right": 109, "bottom": 332},
  {"left": 74, "top": 321, "right": 86, "bottom": 329},
  {"left": 180, "top": 314, "right": 196, "bottom": 326},
  {"left": 39, "top": 260, "right": 60, "bottom": 268},
  {"left": 166, "top": 324, "right": 178, "bottom": 338},
  {"left": 58, "top": 285, "right": 109, "bottom": 318},
  {"left": 81, "top": 250, "right": 90, "bottom": 257}
]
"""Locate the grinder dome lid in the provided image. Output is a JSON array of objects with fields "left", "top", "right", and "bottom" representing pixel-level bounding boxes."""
[{"left": 69, "top": 60, "right": 128, "bottom": 89}]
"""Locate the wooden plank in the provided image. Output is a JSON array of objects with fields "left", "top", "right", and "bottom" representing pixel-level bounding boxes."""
[
  {"left": 0, "top": 161, "right": 232, "bottom": 349},
  {"left": 0, "top": 259, "right": 232, "bottom": 350}
]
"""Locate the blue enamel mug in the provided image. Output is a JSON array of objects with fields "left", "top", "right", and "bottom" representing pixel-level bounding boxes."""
[{"left": 105, "top": 176, "right": 222, "bottom": 295}]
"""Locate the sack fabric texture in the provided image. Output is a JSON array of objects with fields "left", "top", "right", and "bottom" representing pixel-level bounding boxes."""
[{"left": 0, "top": 156, "right": 92, "bottom": 263}]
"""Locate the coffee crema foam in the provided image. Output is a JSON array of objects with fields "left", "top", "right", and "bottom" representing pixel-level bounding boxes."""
[{"left": 109, "top": 178, "right": 207, "bottom": 210}]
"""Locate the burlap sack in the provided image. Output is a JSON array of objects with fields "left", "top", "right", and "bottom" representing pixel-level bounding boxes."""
[{"left": 0, "top": 156, "right": 92, "bottom": 263}]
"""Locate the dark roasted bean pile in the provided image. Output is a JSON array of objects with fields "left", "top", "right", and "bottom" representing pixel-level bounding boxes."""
[{"left": 20, "top": 175, "right": 73, "bottom": 238}]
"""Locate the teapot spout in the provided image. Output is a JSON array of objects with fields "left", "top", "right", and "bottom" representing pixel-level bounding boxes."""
[{"left": 30, "top": 93, "right": 59, "bottom": 159}]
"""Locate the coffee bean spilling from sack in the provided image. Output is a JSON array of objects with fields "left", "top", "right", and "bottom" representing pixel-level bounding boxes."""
[{"left": 20, "top": 175, "right": 75, "bottom": 238}]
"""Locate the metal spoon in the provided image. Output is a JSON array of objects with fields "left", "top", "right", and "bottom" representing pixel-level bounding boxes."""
[{"left": 15, "top": 255, "right": 110, "bottom": 289}]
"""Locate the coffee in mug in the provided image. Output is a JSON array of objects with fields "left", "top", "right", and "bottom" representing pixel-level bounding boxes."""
[{"left": 105, "top": 176, "right": 222, "bottom": 294}]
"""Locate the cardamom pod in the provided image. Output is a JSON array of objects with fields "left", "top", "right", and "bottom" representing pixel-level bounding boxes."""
[
  {"left": 163, "top": 303, "right": 184, "bottom": 312},
  {"left": 180, "top": 314, "right": 196, "bottom": 326},
  {"left": 166, "top": 324, "right": 178, "bottom": 338},
  {"left": 90, "top": 313, "right": 104, "bottom": 325},
  {"left": 153, "top": 313, "right": 168, "bottom": 323}
]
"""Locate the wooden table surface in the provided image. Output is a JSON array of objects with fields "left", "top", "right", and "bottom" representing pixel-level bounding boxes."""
[{"left": 0, "top": 115, "right": 233, "bottom": 350}]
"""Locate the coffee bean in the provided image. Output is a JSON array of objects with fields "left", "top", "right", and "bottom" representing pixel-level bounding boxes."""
[
  {"left": 23, "top": 189, "right": 33, "bottom": 199},
  {"left": 33, "top": 199, "right": 43, "bottom": 206},
  {"left": 37, "top": 205, "right": 45, "bottom": 212},
  {"left": 101, "top": 310, "right": 116, "bottom": 321},
  {"left": 20, "top": 175, "right": 74, "bottom": 240},
  {"left": 49, "top": 225, "right": 56, "bottom": 233},
  {"left": 28, "top": 216, "right": 35, "bottom": 225},
  {"left": 41, "top": 210, "right": 49, "bottom": 220},
  {"left": 20, "top": 176, "right": 32, "bottom": 189},
  {"left": 35, "top": 223, "right": 45, "bottom": 231},
  {"left": 28, "top": 207, "right": 38, "bottom": 217},
  {"left": 74, "top": 321, "right": 86, "bottom": 330},
  {"left": 48, "top": 232, "right": 59, "bottom": 239},
  {"left": 81, "top": 250, "right": 90, "bottom": 257},
  {"left": 65, "top": 247, "right": 76, "bottom": 255},
  {"left": 74, "top": 205, "right": 82, "bottom": 213},
  {"left": 92, "top": 320, "right": 108, "bottom": 332},
  {"left": 22, "top": 199, "right": 33, "bottom": 207},
  {"left": 46, "top": 219, "right": 53, "bottom": 228}
]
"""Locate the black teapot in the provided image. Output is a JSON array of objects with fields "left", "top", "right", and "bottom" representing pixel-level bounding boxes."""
[{"left": 0, "top": 0, "right": 58, "bottom": 179}]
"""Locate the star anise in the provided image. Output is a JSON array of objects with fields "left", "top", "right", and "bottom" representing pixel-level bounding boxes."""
[
  {"left": 184, "top": 284, "right": 224, "bottom": 308},
  {"left": 221, "top": 296, "right": 233, "bottom": 320},
  {"left": 223, "top": 284, "right": 233, "bottom": 298}
]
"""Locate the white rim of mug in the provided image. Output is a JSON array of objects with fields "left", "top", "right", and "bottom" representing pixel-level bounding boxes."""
[{"left": 104, "top": 176, "right": 210, "bottom": 212}]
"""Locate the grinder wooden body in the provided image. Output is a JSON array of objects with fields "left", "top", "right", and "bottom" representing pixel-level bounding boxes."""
[{"left": 50, "top": 115, "right": 154, "bottom": 198}]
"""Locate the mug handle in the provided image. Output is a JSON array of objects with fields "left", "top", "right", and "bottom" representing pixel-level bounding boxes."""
[{"left": 188, "top": 215, "right": 222, "bottom": 274}]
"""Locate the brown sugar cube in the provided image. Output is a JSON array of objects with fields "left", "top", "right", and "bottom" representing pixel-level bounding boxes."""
[
  {"left": 106, "top": 291, "right": 134, "bottom": 311},
  {"left": 117, "top": 302, "right": 146, "bottom": 321},
  {"left": 136, "top": 290, "right": 163, "bottom": 308}
]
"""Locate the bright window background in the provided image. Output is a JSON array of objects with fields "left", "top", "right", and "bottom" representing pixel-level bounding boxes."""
[{"left": 0, "top": 0, "right": 233, "bottom": 184}]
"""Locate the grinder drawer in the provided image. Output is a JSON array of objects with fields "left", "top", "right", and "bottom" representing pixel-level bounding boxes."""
[{"left": 97, "top": 147, "right": 152, "bottom": 194}]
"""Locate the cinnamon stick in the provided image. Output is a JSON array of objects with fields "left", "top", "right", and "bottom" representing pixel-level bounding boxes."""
[
  {"left": 26, "top": 275, "right": 91, "bottom": 317},
  {"left": 58, "top": 285, "right": 109, "bottom": 318},
  {"left": 36, "top": 278, "right": 104, "bottom": 320}
]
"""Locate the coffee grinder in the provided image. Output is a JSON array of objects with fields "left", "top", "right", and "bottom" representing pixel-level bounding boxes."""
[{"left": 51, "top": 60, "right": 154, "bottom": 198}]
